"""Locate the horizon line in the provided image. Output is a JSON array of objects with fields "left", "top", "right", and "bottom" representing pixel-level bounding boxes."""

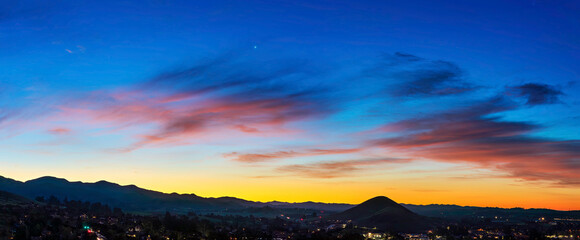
[{"left": 2, "top": 174, "right": 578, "bottom": 212}]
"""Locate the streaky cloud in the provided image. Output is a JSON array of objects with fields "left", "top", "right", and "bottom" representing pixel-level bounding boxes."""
[
  {"left": 364, "top": 52, "right": 476, "bottom": 98},
  {"left": 507, "top": 82, "right": 564, "bottom": 105},
  {"left": 226, "top": 148, "right": 361, "bottom": 163},
  {"left": 58, "top": 54, "right": 335, "bottom": 151},
  {"left": 276, "top": 157, "right": 409, "bottom": 178},
  {"left": 47, "top": 127, "right": 71, "bottom": 135},
  {"left": 371, "top": 96, "right": 580, "bottom": 185}
]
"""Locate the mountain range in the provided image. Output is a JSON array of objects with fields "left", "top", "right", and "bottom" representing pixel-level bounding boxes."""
[
  {"left": 0, "top": 175, "right": 353, "bottom": 213},
  {"left": 1, "top": 175, "right": 579, "bottom": 232},
  {"left": 402, "top": 203, "right": 580, "bottom": 222}
]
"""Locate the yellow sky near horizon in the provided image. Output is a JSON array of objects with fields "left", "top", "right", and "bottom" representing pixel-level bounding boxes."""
[{"left": 3, "top": 161, "right": 579, "bottom": 211}]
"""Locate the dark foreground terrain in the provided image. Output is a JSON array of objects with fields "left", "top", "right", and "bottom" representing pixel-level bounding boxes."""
[{"left": 1, "top": 191, "right": 580, "bottom": 240}]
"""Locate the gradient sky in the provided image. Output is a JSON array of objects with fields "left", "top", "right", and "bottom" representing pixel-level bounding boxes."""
[{"left": 1, "top": 0, "right": 579, "bottom": 210}]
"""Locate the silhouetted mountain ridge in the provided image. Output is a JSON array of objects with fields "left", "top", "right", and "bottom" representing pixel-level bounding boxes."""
[
  {"left": 402, "top": 203, "right": 580, "bottom": 221},
  {"left": 2, "top": 175, "right": 579, "bottom": 223},
  {"left": 333, "top": 196, "right": 433, "bottom": 232},
  {"left": 0, "top": 175, "right": 253, "bottom": 213},
  {"left": 0, "top": 175, "right": 350, "bottom": 213}
]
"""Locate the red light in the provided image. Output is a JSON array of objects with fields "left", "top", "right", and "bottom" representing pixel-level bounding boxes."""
[{"left": 87, "top": 229, "right": 93, "bottom": 234}]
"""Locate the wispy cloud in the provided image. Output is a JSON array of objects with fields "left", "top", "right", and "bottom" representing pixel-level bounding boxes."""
[
  {"left": 5, "top": 50, "right": 577, "bottom": 185},
  {"left": 507, "top": 83, "right": 564, "bottom": 105},
  {"left": 276, "top": 158, "right": 409, "bottom": 178},
  {"left": 47, "top": 127, "right": 71, "bottom": 135},
  {"left": 371, "top": 96, "right": 580, "bottom": 185},
  {"left": 364, "top": 52, "right": 476, "bottom": 98},
  {"left": 225, "top": 148, "right": 361, "bottom": 163},
  {"left": 56, "top": 54, "right": 334, "bottom": 151}
]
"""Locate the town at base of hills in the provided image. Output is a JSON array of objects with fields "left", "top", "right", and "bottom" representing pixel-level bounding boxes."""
[{"left": 1, "top": 190, "right": 579, "bottom": 240}]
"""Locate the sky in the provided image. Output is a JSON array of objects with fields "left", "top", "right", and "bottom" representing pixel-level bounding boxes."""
[{"left": 1, "top": 0, "right": 579, "bottom": 210}]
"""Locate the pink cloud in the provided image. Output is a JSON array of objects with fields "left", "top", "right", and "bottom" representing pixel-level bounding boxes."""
[
  {"left": 370, "top": 98, "right": 580, "bottom": 185},
  {"left": 47, "top": 127, "right": 71, "bottom": 135},
  {"left": 276, "top": 158, "right": 409, "bottom": 178},
  {"left": 225, "top": 148, "right": 361, "bottom": 163},
  {"left": 50, "top": 57, "right": 330, "bottom": 151}
]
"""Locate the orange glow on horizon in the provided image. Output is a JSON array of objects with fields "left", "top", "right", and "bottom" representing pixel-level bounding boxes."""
[{"left": 4, "top": 169, "right": 577, "bottom": 211}]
